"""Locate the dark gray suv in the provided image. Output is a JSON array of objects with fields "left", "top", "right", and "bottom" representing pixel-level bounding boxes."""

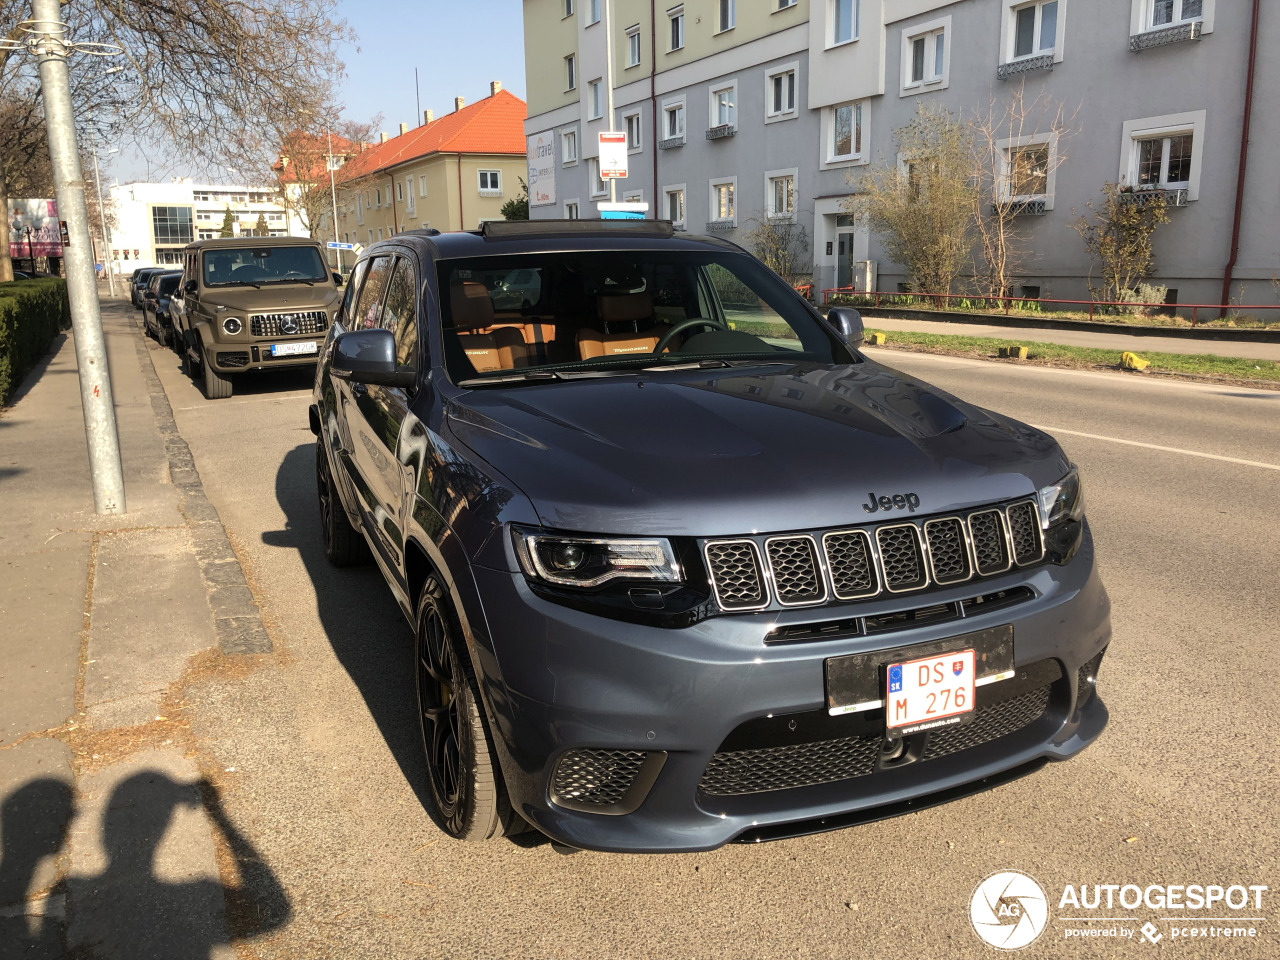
[{"left": 310, "top": 221, "right": 1109, "bottom": 853}]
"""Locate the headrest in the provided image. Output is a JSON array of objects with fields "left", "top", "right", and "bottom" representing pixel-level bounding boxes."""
[
  {"left": 598, "top": 291, "right": 652, "bottom": 325},
  {"left": 450, "top": 280, "right": 495, "bottom": 330}
]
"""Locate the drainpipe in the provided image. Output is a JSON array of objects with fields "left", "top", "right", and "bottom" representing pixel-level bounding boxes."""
[
  {"left": 389, "top": 172, "right": 399, "bottom": 233},
  {"left": 1220, "top": 0, "right": 1261, "bottom": 316},
  {"left": 456, "top": 155, "right": 465, "bottom": 229},
  {"left": 650, "top": 0, "right": 658, "bottom": 216}
]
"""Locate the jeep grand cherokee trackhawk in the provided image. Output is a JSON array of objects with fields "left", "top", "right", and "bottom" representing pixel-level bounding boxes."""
[{"left": 309, "top": 221, "right": 1110, "bottom": 853}]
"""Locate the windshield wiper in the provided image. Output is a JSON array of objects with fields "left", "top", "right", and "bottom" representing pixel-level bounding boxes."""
[
  {"left": 263, "top": 278, "right": 318, "bottom": 286},
  {"left": 641, "top": 358, "right": 733, "bottom": 372},
  {"left": 457, "top": 370, "right": 565, "bottom": 387}
]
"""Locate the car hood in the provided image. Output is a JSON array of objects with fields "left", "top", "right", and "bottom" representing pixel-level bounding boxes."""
[
  {"left": 446, "top": 360, "right": 1069, "bottom": 537},
  {"left": 198, "top": 285, "right": 341, "bottom": 313}
]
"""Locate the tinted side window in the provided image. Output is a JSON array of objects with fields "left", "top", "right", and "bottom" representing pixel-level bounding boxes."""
[
  {"left": 341, "top": 258, "right": 371, "bottom": 325},
  {"left": 354, "top": 256, "right": 393, "bottom": 329},
  {"left": 382, "top": 259, "right": 419, "bottom": 367}
]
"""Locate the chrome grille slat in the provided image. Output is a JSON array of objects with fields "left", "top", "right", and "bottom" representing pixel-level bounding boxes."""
[
  {"left": 704, "top": 540, "right": 769, "bottom": 610},
  {"left": 923, "top": 517, "right": 973, "bottom": 585},
  {"left": 822, "top": 530, "right": 879, "bottom": 600},
  {"left": 1006, "top": 500, "right": 1045, "bottom": 566},
  {"left": 250, "top": 310, "right": 327, "bottom": 338},
  {"left": 875, "top": 523, "right": 929, "bottom": 593},
  {"left": 764, "top": 535, "right": 826, "bottom": 607}
]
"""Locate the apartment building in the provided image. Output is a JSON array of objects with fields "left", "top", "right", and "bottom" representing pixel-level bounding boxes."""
[
  {"left": 523, "top": 0, "right": 1275, "bottom": 305},
  {"left": 330, "top": 85, "right": 528, "bottom": 247}
]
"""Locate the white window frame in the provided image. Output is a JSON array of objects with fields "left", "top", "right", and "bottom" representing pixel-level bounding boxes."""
[
  {"left": 662, "top": 183, "right": 687, "bottom": 229},
  {"left": 765, "top": 61, "right": 800, "bottom": 122},
  {"left": 564, "top": 199, "right": 580, "bottom": 219},
  {"left": 396, "top": 182, "right": 403, "bottom": 202},
  {"left": 1119, "top": 111, "right": 1205, "bottom": 200},
  {"left": 404, "top": 176, "right": 415, "bottom": 214},
  {"left": 587, "top": 0, "right": 600, "bottom": 25},
  {"left": 709, "top": 176, "right": 737, "bottom": 225},
  {"left": 717, "top": 0, "right": 735, "bottom": 33},
  {"left": 623, "top": 110, "right": 643, "bottom": 153},
  {"left": 1135, "top": 0, "right": 1210, "bottom": 32},
  {"left": 478, "top": 169, "right": 502, "bottom": 196},
  {"left": 828, "top": 0, "right": 861, "bottom": 48},
  {"left": 776, "top": 0, "right": 797, "bottom": 9},
  {"left": 1001, "top": 0, "right": 1066, "bottom": 65},
  {"left": 901, "top": 16, "right": 951, "bottom": 96},
  {"left": 626, "top": 24, "right": 642, "bottom": 68},
  {"left": 418, "top": 175, "right": 427, "bottom": 198},
  {"left": 561, "top": 126, "right": 579, "bottom": 166},
  {"left": 588, "top": 78, "right": 603, "bottom": 119},
  {"left": 565, "top": 54, "right": 577, "bottom": 91},
  {"left": 708, "top": 80, "right": 738, "bottom": 131},
  {"left": 668, "top": 5, "right": 685, "bottom": 51},
  {"left": 564, "top": 0, "right": 574, "bottom": 16},
  {"left": 997, "top": 132, "right": 1059, "bottom": 209},
  {"left": 589, "top": 158, "right": 608, "bottom": 199},
  {"left": 765, "top": 167, "right": 799, "bottom": 221},
  {"left": 822, "top": 99, "right": 866, "bottom": 169},
  {"left": 662, "top": 96, "right": 686, "bottom": 141}
]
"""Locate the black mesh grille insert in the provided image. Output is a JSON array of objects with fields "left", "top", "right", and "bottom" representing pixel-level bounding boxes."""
[
  {"left": 217, "top": 352, "right": 250, "bottom": 368},
  {"left": 1006, "top": 501, "right": 1044, "bottom": 566},
  {"left": 250, "top": 310, "right": 327, "bottom": 337},
  {"left": 876, "top": 525, "right": 927, "bottom": 591},
  {"left": 968, "top": 510, "right": 1010, "bottom": 575},
  {"left": 1077, "top": 649, "right": 1105, "bottom": 707},
  {"left": 924, "top": 518, "right": 972, "bottom": 584},
  {"left": 551, "top": 749, "right": 647, "bottom": 808},
  {"left": 706, "top": 540, "right": 766, "bottom": 609},
  {"left": 823, "top": 531, "right": 877, "bottom": 599},
  {"left": 766, "top": 537, "right": 824, "bottom": 605},
  {"left": 921, "top": 684, "right": 1051, "bottom": 760},
  {"left": 698, "top": 734, "right": 881, "bottom": 796}
]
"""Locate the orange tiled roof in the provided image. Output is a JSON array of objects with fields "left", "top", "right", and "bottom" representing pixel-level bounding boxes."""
[
  {"left": 340, "top": 90, "right": 527, "bottom": 181},
  {"left": 273, "top": 131, "right": 360, "bottom": 184}
]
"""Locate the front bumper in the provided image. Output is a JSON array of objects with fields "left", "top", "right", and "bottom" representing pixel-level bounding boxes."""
[
  {"left": 203, "top": 337, "right": 324, "bottom": 373},
  {"left": 472, "top": 528, "right": 1111, "bottom": 853}
]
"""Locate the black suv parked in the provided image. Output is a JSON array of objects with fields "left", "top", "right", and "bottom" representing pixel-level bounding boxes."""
[{"left": 310, "top": 221, "right": 1109, "bottom": 853}]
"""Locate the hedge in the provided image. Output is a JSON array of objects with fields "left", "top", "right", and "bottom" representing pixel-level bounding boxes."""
[{"left": 0, "top": 277, "right": 71, "bottom": 405}]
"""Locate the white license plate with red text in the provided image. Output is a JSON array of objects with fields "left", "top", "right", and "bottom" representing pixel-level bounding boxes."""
[{"left": 885, "top": 648, "right": 975, "bottom": 736}]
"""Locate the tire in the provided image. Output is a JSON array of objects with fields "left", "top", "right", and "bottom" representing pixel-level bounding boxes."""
[
  {"left": 415, "top": 578, "right": 516, "bottom": 842},
  {"left": 315, "top": 438, "right": 367, "bottom": 567},
  {"left": 201, "top": 339, "right": 233, "bottom": 399}
]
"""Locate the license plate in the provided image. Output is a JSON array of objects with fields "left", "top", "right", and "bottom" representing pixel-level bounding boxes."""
[
  {"left": 270, "top": 341, "right": 318, "bottom": 357},
  {"left": 885, "top": 648, "right": 975, "bottom": 736}
]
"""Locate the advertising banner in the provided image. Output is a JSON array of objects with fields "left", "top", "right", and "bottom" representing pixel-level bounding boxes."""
[
  {"left": 527, "top": 130, "right": 557, "bottom": 207},
  {"left": 7, "top": 199, "right": 62, "bottom": 257}
]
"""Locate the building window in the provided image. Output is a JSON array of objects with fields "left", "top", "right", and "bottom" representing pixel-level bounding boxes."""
[
  {"left": 588, "top": 79, "right": 602, "bottom": 119},
  {"left": 562, "top": 128, "right": 578, "bottom": 164},
  {"left": 1003, "top": 142, "right": 1052, "bottom": 199},
  {"left": 478, "top": 170, "right": 502, "bottom": 195},
  {"left": 710, "top": 82, "right": 736, "bottom": 129},
  {"left": 766, "top": 64, "right": 798, "bottom": 119},
  {"left": 826, "top": 100, "right": 864, "bottom": 163},
  {"left": 777, "top": 0, "right": 797, "bottom": 8},
  {"left": 588, "top": 0, "right": 600, "bottom": 24},
  {"left": 668, "top": 5, "right": 684, "bottom": 50},
  {"left": 152, "top": 206, "right": 194, "bottom": 245},
  {"left": 1120, "top": 111, "right": 1204, "bottom": 199},
  {"left": 831, "top": 0, "right": 860, "bottom": 46},
  {"left": 625, "top": 112, "right": 642, "bottom": 152},
  {"left": 565, "top": 54, "right": 577, "bottom": 90},
  {"left": 902, "top": 17, "right": 950, "bottom": 94},
  {"left": 718, "top": 0, "right": 735, "bottom": 32},
  {"left": 664, "top": 100, "right": 685, "bottom": 139},
  {"left": 627, "top": 25, "right": 642, "bottom": 67},
  {"left": 419, "top": 175, "right": 427, "bottom": 197},
  {"left": 377, "top": 228, "right": 383, "bottom": 240},
  {"left": 1011, "top": 1, "right": 1058, "bottom": 58},
  {"left": 663, "top": 184, "right": 686, "bottom": 227},
  {"left": 368, "top": 229, "right": 374, "bottom": 244},
  {"left": 589, "top": 159, "right": 608, "bottom": 198},
  {"left": 564, "top": 200, "right": 580, "bottom": 219},
  {"left": 396, "top": 182, "right": 403, "bottom": 202},
  {"left": 1136, "top": 134, "right": 1193, "bottom": 188},
  {"left": 767, "top": 170, "right": 797, "bottom": 219},
  {"left": 709, "top": 178, "right": 736, "bottom": 223},
  {"left": 565, "top": 0, "right": 574, "bottom": 15},
  {"left": 1152, "top": 0, "right": 1202, "bottom": 26}
]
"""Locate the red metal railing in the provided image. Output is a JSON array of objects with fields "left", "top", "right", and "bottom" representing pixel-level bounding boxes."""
[{"left": 819, "top": 287, "right": 1280, "bottom": 327}]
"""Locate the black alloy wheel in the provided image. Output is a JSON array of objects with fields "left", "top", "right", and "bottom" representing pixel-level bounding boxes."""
[{"left": 314, "top": 438, "right": 366, "bottom": 567}]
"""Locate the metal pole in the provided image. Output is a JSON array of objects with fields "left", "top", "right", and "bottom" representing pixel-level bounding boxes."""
[
  {"left": 91, "top": 141, "right": 116, "bottom": 297},
  {"left": 31, "top": 0, "right": 126, "bottom": 514},
  {"left": 604, "top": 0, "right": 617, "bottom": 204},
  {"left": 327, "top": 126, "right": 341, "bottom": 273}
]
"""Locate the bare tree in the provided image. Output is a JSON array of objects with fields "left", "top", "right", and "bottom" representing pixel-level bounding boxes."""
[
  {"left": 1072, "top": 183, "right": 1171, "bottom": 303},
  {"left": 270, "top": 120, "right": 377, "bottom": 238},
  {"left": 745, "top": 213, "right": 811, "bottom": 287},
  {"left": 846, "top": 104, "right": 976, "bottom": 297}
]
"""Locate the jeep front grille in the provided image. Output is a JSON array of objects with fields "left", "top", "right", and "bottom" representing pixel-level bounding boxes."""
[
  {"left": 250, "top": 310, "right": 327, "bottom": 337},
  {"left": 702, "top": 498, "right": 1044, "bottom": 613},
  {"left": 551, "top": 749, "right": 647, "bottom": 808}
]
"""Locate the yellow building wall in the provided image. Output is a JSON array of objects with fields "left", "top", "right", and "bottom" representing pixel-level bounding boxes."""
[
  {"left": 653, "top": 0, "right": 809, "bottom": 72},
  {"left": 524, "top": 0, "right": 580, "bottom": 117}
]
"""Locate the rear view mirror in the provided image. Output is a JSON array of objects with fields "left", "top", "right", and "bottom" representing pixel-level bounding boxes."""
[
  {"left": 184, "top": 279, "right": 197, "bottom": 295},
  {"left": 332, "top": 329, "right": 416, "bottom": 388},
  {"left": 827, "top": 306, "right": 865, "bottom": 344},
  {"left": 332, "top": 272, "right": 344, "bottom": 286}
]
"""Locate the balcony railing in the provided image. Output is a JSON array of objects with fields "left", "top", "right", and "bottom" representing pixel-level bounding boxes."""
[
  {"left": 704, "top": 220, "right": 736, "bottom": 232},
  {"left": 706, "top": 124, "right": 736, "bottom": 141},
  {"left": 992, "top": 198, "right": 1047, "bottom": 216},
  {"left": 996, "top": 54, "right": 1054, "bottom": 80},
  {"left": 1130, "top": 20, "right": 1202, "bottom": 51},
  {"left": 658, "top": 136, "right": 685, "bottom": 150},
  {"left": 1120, "top": 187, "right": 1190, "bottom": 207}
]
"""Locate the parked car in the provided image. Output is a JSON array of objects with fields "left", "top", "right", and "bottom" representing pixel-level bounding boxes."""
[
  {"left": 130, "top": 267, "right": 164, "bottom": 308},
  {"left": 172, "top": 237, "right": 344, "bottom": 399},
  {"left": 310, "top": 220, "right": 1109, "bottom": 853},
  {"left": 141, "top": 270, "right": 183, "bottom": 347}
]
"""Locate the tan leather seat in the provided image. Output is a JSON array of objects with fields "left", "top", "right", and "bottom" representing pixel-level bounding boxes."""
[
  {"left": 450, "top": 281, "right": 531, "bottom": 371},
  {"left": 452, "top": 280, "right": 552, "bottom": 362},
  {"left": 577, "top": 292, "right": 667, "bottom": 359}
]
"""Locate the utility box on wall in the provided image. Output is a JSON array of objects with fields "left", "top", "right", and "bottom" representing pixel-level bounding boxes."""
[{"left": 853, "top": 260, "right": 877, "bottom": 293}]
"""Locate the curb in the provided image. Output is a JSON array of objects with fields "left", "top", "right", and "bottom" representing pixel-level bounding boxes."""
[
  {"left": 855, "top": 306, "right": 1280, "bottom": 343},
  {"left": 131, "top": 330, "right": 272, "bottom": 655}
]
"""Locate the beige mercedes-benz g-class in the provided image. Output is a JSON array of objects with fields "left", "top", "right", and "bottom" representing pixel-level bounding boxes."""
[{"left": 174, "top": 236, "right": 343, "bottom": 399}]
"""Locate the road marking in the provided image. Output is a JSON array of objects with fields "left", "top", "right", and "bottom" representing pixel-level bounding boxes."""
[{"left": 1034, "top": 425, "right": 1280, "bottom": 472}]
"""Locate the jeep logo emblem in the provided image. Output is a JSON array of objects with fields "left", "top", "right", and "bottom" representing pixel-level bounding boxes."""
[
  {"left": 280, "top": 314, "right": 300, "bottom": 334},
  {"left": 862, "top": 491, "right": 921, "bottom": 514}
]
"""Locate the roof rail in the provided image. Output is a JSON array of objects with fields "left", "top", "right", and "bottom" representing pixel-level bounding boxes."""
[{"left": 480, "top": 219, "right": 675, "bottom": 240}]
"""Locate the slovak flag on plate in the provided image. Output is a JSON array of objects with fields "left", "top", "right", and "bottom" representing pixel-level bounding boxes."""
[
  {"left": 953, "top": 660, "right": 965, "bottom": 676},
  {"left": 889, "top": 664, "right": 903, "bottom": 694}
]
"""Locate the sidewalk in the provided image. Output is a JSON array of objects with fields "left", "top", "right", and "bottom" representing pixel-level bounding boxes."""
[
  {"left": 0, "top": 295, "right": 276, "bottom": 958},
  {"left": 860, "top": 313, "right": 1280, "bottom": 362}
]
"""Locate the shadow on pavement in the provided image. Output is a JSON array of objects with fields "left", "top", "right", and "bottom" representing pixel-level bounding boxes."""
[{"left": 0, "top": 772, "right": 288, "bottom": 960}]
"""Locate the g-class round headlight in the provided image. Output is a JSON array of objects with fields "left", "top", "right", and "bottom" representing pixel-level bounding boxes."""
[
  {"left": 222, "top": 317, "right": 242, "bottom": 335},
  {"left": 513, "top": 527, "right": 682, "bottom": 588}
]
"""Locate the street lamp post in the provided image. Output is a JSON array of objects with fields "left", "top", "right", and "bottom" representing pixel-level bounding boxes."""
[
  {"left": 327, "top": 126, "right": 341, "bottom": 273},
  {"left": 91, "top": 142, "right": 118, "bottom": 296}
]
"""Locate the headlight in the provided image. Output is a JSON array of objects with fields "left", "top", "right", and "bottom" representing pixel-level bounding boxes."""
[
  {"left": 513, "top": 528, "right": 682, "bottom": 588},
  {"left": 222, "top": 317, "right": 243, "bottom": 335},
  {"left": 1038, "top": 464, "right": 1083, "bottom": 529}
]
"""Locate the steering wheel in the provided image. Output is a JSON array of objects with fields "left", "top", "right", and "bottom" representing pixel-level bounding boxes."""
[{"left": 653, "top": 319, "right": 726, "bottom": 354}]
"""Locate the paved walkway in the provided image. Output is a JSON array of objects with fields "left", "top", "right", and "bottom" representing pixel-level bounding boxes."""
[{"left": 860, "top": 314, "right": 1280, "bottom": 362}]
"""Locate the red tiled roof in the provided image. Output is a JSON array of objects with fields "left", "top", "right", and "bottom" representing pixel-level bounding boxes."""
[
  {"left": 340, "top": 90, "right": 527, "bottom": 181},
  {"left": 273, "top": 131, "right": 360, "bottom": 183}
]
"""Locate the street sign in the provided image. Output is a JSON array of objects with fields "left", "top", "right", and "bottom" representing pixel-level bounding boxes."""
[
  {"left": 598, "top": 131, "right": 628, "bottom": 179},
  {"left": 326, "top": 242, "right": 356, "bottom": 250},
  {"left": 598, "top": 202, "right": 649, "bottom": 220}
]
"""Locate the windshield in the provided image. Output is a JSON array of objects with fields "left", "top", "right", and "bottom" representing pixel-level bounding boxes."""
[
  {"left": 437, "top": 250, "right": 852, "bottom": 384},
  {"left": 201, "top": 246, "right": 328, "bottom": 287},
  {"left": 158, "top": 274, "right": 181, "bottom": 295}
]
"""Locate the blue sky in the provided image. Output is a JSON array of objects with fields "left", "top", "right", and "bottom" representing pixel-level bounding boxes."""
[{"left": 110, "top": 0, "right": 527, "bottom": 183}]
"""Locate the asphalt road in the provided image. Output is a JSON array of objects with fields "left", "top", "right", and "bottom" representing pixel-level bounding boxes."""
[{"left": 146, "top": 338, "right": 1279, "bottom": 960}]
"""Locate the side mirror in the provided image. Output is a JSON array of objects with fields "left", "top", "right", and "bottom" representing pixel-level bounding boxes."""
[
  {"left": 332, "top": 272, "right": 344, "bottom": 287},
  {"left": 827, "top": 306, "right": 864, "bottom": 345},
  {"left": 184, "top": 279, "right": 197, "bottom": 295},
  {"left": 331, "top": 328, "right": 416, "bottom": 388}
]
